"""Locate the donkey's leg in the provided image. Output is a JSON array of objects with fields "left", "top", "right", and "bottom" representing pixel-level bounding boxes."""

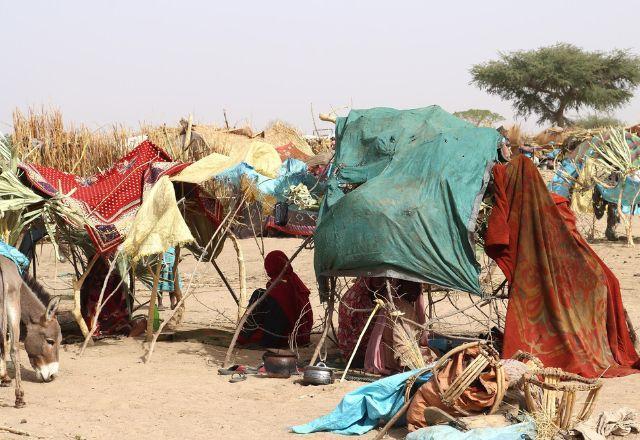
[
  {"left": 8, "top": 319, "right": 24, "bottom": 407},
  {"left": 0, "top": 332, "right": 10, "bottom": 386}
]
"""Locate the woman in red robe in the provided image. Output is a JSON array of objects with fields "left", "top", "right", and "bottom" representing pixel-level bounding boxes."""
[{"left": 238, "top": 250, "right": 313, "bottom": 348}]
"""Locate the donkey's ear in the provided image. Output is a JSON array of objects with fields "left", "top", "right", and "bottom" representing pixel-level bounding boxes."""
[{"left": 45, "top": 296, "right": 61, "bottom": 321}]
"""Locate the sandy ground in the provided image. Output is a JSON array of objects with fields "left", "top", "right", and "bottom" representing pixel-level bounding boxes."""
[{"left": 1, "top": 224, "right": 640, "bottom": 439}]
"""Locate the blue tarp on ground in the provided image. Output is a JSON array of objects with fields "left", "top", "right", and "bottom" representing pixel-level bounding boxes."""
[
  {"left": 291, "top": 369, "right": 432, "bottom": 436},
  {"left": 406, "top": 421, "right": 536, "bottom": 440}
]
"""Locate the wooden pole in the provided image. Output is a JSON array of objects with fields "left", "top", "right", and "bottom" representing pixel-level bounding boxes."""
[
  {"left": 72, "top": 253, "right": 99, "bottom": 339},
  {"left": 170, "top": 246, "right": 182, "bottom": 308},
  {"left": 228, "top": 232, "right": 247, "bottom": 322},
  {"left": 310, "top": 281, "right": 335, "bottom": 366},
  {"left": 181, "top": 114, "right": 193, "bottom": 160},
  {"left": 146, "top": 259, "right": 162, "bottom": 342},
  {"left": 340, "top": 303, "right": 380, "bottom": 383},
  {"left": 212, "top": 260, "right": 239, "bottom": 305}
]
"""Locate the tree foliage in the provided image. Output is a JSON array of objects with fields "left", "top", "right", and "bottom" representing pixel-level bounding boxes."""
[
  {"left": 453, "top": 109, "right": 504, "bottom": 127},
  {"left": 574, "top": 113, "right": 624, "bottom": 129},
  {"left": 471, "top": 44, "right": 640, "bottom": 126}
]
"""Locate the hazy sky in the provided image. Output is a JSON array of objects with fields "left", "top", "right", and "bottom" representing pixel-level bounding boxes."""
[{"left": 2, "top": 0, "right": 639, "bottom": 135}]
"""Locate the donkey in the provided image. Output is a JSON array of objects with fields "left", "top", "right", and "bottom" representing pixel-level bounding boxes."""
[{"left": 0, "top": 256, "right": 61, "bottom": 407}]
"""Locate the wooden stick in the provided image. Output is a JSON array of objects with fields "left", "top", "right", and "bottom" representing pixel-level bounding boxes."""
[
  {"left": 224, "top": 235, "right": 313, "bottom": 367},
  {"left": 182, "top": 114, "right": 193, "bottom": 158},
  {"left": 223, "top": 109, "right": 230, "bottom": 129},
  {"left": 340, "top": 303, "right": 380, "bottom": 383},
  {"left": 0, "top": 425, "right": 38, "bottom": 437},
  {"left": 72, "top": 253, "right": 99, "bottom": 338},
  {"left": 146, "top": 259, "right": 162, "bottom": 342},
  {"left": 309, "top": 281, "right": 335, "bottom": 366},
  {"left": 79, "top": 254, "right": 120, "bottom": 355},
  {"left": 212, "top": 260, "right": 239, "bottom": 305},
  {"left": 171, "top": 246, "right": 182, "bottom": 307},
  {"left": 228, "top": 232, "right": 247, "bottom": 322}
]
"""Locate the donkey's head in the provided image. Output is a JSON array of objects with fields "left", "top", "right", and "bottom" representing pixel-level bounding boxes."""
[{"left": 24, "top": 296, "right": 62, "bottom": 382}]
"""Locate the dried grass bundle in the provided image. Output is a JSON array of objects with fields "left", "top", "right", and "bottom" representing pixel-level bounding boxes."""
[
  {"left": 531, "top": 409, "right": 560, "bottom": 440},
  {"left": 505, "top": 124, "right": 524, "bottom": 146},
  {"left": 262, "top": 120, "right": 313, "bottom": 155}
]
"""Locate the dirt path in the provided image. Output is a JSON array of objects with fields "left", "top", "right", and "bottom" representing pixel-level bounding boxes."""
[{"left": 0, "top": 234, "right": 639, "bottom": 439}]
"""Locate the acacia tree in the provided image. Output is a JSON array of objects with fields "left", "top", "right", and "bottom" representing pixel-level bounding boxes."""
[
  {"left": 471, "top": 44, "right": 640, "bottom": 127},
  {"left": 453, "top": 109, "right": 504, "bottom": 127}
]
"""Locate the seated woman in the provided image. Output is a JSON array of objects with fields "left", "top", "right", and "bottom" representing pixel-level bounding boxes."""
[
  {"left": 364, "top": 278, "right": 436, "bottom": 375},
  {"left": 238, "top": 250, "right": 313, "bottom": 348},
  {"left": 337, "top": 277, "right": 385, "bottom": 366}
]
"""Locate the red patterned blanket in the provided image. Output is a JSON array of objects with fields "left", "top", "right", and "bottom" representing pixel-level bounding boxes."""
[{"left": 20, "top": 141, "right": 188, "bottom": 253}]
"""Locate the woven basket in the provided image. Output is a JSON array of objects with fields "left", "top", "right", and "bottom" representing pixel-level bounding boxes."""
[
  {"left": 523, "top": 368, "right": 602, "bottom": 430},
  {"left": 432, "top": 341, "right": 506, "bottom": 416}
]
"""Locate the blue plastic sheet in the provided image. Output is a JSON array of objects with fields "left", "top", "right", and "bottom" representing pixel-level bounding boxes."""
[
  {"left": 291, "top": 369, "right": 432, "bottom": 436},
  {"left": 0, "top": 240, "right": 30, "bottom": 275},
  {"left": 214, "top": 158, "right": 320, "bottom": 201},
  {"left": 406, "top": 421, "right": 536, "bottom": 440}
]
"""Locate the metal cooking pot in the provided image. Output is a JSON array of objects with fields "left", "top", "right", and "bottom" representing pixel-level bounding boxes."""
[
  {"left": 303, "top": 362, "right": 334, "bottom": 386},
  {"left": 262, "top": 349, "right": 298, "bottom": 378}
]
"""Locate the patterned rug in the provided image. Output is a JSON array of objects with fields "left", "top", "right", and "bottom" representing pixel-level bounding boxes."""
[{"left": 20, "top": 141, "right": 188, "bottom": 253}]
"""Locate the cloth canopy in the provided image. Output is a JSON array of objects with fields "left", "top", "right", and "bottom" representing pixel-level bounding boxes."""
[
  {"left": 19, "top": 141, "right": 186, "bottom": 253},
  {"left": 485, "top": 156, "right": 640, "bottom": 378},
  {"left": 314, "top": 106, "right": 500, "bottom": 294},
  {"left": 121, "top": 176, "right": 195, "bottom": 260}
]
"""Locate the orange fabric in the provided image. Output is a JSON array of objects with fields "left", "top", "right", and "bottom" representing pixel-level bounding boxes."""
[
  {"left": 406, "top": 346, "right": 500, "bottom": 432},
  {"left": 485, "top": 156, "right": 640, "bottom": 378}
]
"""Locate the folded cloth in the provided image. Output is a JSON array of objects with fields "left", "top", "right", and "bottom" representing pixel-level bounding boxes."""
[
  {"left": 405, "top": 421, "right": 536, "bottom": 440},
  {"left": 574, "top": 408, "right": 640, "bottom": 440},
  {"left": 291, "top": 369, "right": 432, "bottom": 436}
]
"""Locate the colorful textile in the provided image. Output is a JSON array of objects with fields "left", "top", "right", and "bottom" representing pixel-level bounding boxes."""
[
  {"left": 275, "top": 142, "right": 312, "bottom": 162},
  {"left": 121, "top": 176, "right": 195, "bottom": 260},
  {"left": 141, "top": 247, "right": 182, "bottom": 292},
  {"left": 238, "top": 250, "right": 312, "bottom": 347},
  {"left": 337, "top": 278, "right": 376, "bottom": 364},
  {"left": 405, "top": 421, "right": 536, "bottom": 440},
  {"left": 81, "top": 256, "right": 131, "bottom": 336},
  {"left": 365, "top": 292, "right": 429, "bottom": 375},
  {"left": 0, "top": 240, "right": 30, "bottom": 275},
  {"left": 170, "top": 152, "right": 235, "bottom": 184},
  {"left": 315, "top": 106, "right": 500, "bottom": 294},
  {"left": 20, "top": 141, "right": 185, "bottom": 253},
  {"left": 291, "top": 369, "right": 432, "bottom": 435},
  {"left": 485, "top": 156, "right": 639, "bottom": 378},
  {"left": 264, "top": 209, "right": 316, "bottom": 237}
]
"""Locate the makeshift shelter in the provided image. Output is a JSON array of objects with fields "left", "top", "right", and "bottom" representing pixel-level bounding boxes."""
[
  {"left": 308, "top": 106, "right": 639, "bottom": 381},
  {"left": 314, "top": 106, "right": 500, "bottom": 294},
  {"left": 550, "top": 130, "right": 640, "bottom": 213}
]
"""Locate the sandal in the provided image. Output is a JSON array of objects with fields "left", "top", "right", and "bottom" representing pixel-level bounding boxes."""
[{"left": 229, "top": 373, "right": 247, "bottom": 383}]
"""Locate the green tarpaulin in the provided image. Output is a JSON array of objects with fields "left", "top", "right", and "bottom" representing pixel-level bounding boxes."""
[{"left": 314, "top": 106, "right": 499, "bottom": 295}]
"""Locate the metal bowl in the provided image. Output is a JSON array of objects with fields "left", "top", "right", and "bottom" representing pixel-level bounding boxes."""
[
  {"left": 262, "top": 349, "right": 298, "bottom": 378},
  {"left": 303, "top": 362, "right": 334, "bottom": 385}
]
